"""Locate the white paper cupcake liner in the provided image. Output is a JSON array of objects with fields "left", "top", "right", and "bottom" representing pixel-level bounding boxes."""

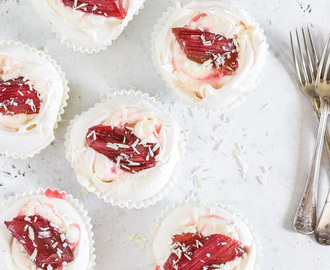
[
  {"left": 65, "top": 89, "right": 186, "bottom": 209},
  {"left": 0, "top": 40, "right": 70, "bottom": 159},
  {"left": 148, "top": 194, "right": 262, "bottom": 270},
  {"left": 0, "top": 188, "right": 96, "bottom": 269},
  {"left": 32, "top": 0, "right": 147, "bottom": 54},
  {"left": 151, "top": 0, "right": 269, "bottom": 113}
]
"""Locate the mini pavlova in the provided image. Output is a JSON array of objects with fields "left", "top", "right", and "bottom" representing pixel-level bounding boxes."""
[
  {"left": 150, "top": 198, "right": 259, "bottom": 270},
  {"left": 152, "top": 0, "right": 268, "bottom": 111},
  {"left": 0, "top": 41, "right": 69, "bottom": 158},
  {"left": 32, "top": 0, "right": 146, "bottom": 53},
  {"left": 65, "top": 90, "right": 184, "bottom": 208},
  {"left": 0, "top": 188, "right": 95, "bottom": 270}
]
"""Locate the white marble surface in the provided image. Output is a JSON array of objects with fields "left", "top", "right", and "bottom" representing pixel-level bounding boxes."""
[{"left": 0, "top": 0, "right": 330, "bottom": 269}]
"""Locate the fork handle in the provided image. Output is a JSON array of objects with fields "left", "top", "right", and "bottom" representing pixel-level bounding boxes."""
[
  {"left": 315, "top": 189, "right": 330, "bottom": 244},
  {"left": 312, "top": 97, "right": 330, "bottom": 161},
  {"left": 294, "top": 97, "right": 330, "bottom": 234}
]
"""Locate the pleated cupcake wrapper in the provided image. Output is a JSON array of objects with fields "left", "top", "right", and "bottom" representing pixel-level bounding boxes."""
[
  {"left": 151, "top": 0, "right": 269, "bottom": 113},
  {"left": 33, "top": 0, "right": 147, "bottom": 54},
  {"left": 148, "top": 194, "right": 262, "bottom": 270},
  {"left": 0, "top": 188, "right": 96, "bottom": 269},
  {"left": 0, "top": 40, "right": 70, "bottom": 159},
  {"left": 65, "top": 89, "right": 187, "bottom": 209}
]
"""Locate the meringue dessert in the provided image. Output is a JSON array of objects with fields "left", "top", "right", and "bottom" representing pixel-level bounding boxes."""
[
  {"left": 153, "top": 1, "right": 268, "bottom": 110},
  {"left": 32, "top": 0, "right": 146, "bottom": 53},
  {"left": 0, "top": 41, "right": 68, "bottom": 158},
  {"left": 0, "top": 188, "right": 95, "bottom": 270},
  {"left": 152, "top": 200, "right": 257, "bottom": 270},
  {"left": 65, "top": 91, "right": 182, "bottom": 207}
]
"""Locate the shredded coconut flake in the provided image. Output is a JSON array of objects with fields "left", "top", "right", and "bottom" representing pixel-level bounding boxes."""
[
  {"left": 104, "top": 236, "right": 112, "bottom": 242},
  {"left": 81, "top": 187, "right": 89, "bottom": 198},
  {"left": 194, "top": 175, "right": 203, "bottom": 189},
  {"left": 129, "top": 234, "right": 147, "bottom": 243},
  {"left": 30, "top": 249, "right": 37, "bottom": 261},
  {"left": 233, "top": 144, "right": 248, "bottom": 179},
  {"left": 256, "top": 176, "right": 267, "bottom": 185},
  {"left": 201, "top": 195, "right": 211, "bottom": 205},
  {"left": 28, "top": 226, "right": 35, "bottom": 241},
  {"left": 189, "top": 107, "right": 196, "bottom": 117},
  {"left": 75, "top": 3, "right": 88, "bottom": 9},
  {"left": 126, "top": 83, "right": 137, "bottom": 89},
  {"left": 87, "top": 130, "right": 96, "bottom": 141},
  {"left": 199, "top": 135, "right": 208, "bottom": 144}
]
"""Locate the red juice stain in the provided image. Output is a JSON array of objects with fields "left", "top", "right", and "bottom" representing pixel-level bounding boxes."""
[{"left": 45, "top": 188, "right": 66, "bottom": 200}]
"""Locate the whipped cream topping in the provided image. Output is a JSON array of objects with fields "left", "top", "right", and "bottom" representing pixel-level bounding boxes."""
[
  {"left": 153, "top": 201, "right": 256, "bottom": 270},
  {"left": 0, "top": 43, "right": 66, "bottom": 157},
  {"left": 154, "top": 1, "right": 268, "bottom": 109},
  {"left": 0, "top": 191, "right": 91, "bottom": 270},
  {"left": 66, "top": 94, "right": 181, "bottom": 203},
  {"left": 32, "top": 0, "right": 145, "bottom": 51}
]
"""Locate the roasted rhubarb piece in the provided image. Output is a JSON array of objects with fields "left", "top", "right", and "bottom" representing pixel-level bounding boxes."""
[
  {"left": 163, "top": 232, "right": 247, "bottom": 270},
  {"left": 172, "top": 27, "right": 239, "bottom": 74},
  {"left": 5, "top": 215, "right": 74, "bottom": 270},
  {"left": 0, "top": 77, "right": 41, "bottom": 116},
  {"left": 86, "top": 124, "right": 159, "bottom": 173},
  {"left": 63, "top": 0, "right": 127, "bottom": 19}
]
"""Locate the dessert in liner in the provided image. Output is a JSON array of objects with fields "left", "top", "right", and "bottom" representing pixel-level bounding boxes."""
[
  {"left": 0, "top": 40, "right": 69, "bottom": 158},
  {"left": 65, "top": 90, "right": 185, "bottom": 209},
  {"left": 152, "top": 0, "right": 268, "bottom": 111},
  {"left": 0, "top": 188, "right": 96, "bottom": 270},
  {"left": 32, "top": 0, "right": 147, "bottom": 53},
  {"left": 150, "top": 197, "right": 260, "bottom": 270}
]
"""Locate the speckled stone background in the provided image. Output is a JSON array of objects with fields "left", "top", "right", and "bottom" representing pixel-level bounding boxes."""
[{"left": 1, "top": 0, "right": 330, "bottom": 269}]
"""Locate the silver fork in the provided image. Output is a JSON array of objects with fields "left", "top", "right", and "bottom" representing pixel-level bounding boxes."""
[
  {"left": 291, "top": 28, "right": 330, "bottom": 157},
  {"left": 315, "top": 189, "right": 330, "bottom": 244},
  {"left": 291, "top": 28, "right": 319, "bottom": 113},
  {"left": 291, "top": 28, "right": 330, "bottom": 234},
  {"left": 314, "top": 38, "right": 330, "bottom": 244},
  {"left": 293, "top": 35, "right": 330, "bottom": 234}
]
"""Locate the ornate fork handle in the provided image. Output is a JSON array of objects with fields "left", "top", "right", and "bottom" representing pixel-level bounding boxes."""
[
  {"left": 315, "top": 189, "right": 330, "bottom": 244},
  {"left": 313, "top": 97, "right": 330, "bottom": 244},
  {"left": 294, "top": 97, "right": 330, "bottom": 234}
]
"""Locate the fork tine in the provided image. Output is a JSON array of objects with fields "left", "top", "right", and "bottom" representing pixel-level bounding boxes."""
[
  {"left": 317, "top": 36, "right": 330, "bottom": 81},
  {"left": 324, "top": 52, "right": 330, "bottom": 81},
  {"left": 296, "top": 29, "right": 309, "bottom": 84},
  {"left": 290, "top": 31, "right": 303, "bottom": 84},
  {"left": 308, "top": 26, "right": 319, "bottom": 69},
  {"left": 302, "top": 28, "right": 315, "bottom": 81}
]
